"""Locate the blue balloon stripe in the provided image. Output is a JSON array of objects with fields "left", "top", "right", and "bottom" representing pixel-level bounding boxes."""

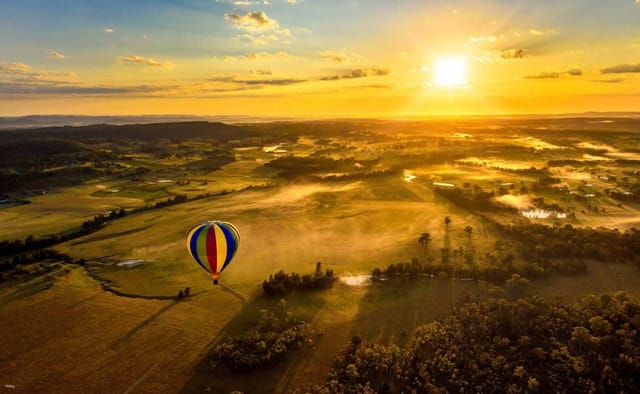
[
  {"left": 189, "top": 224, "right": 209, "bottom": 272},
  {"left": 219, "top": 223, "right": 237, "bottom": 272}
]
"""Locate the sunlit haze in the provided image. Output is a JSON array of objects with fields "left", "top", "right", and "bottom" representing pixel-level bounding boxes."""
[{"left": 3, "top": 2, "right": 640, "bottom": 392}]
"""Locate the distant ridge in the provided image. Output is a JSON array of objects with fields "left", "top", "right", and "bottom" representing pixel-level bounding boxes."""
[
  {"left": 0, "top": 115, "right": 303, "bottom": 129},
  {"left": 0, "top": 121, "right": 257, "bottom": 143},
  {"left": 3, "top": 112, "right": 640, "bottom": 129},
  {"left": 0, "top": 115, "right": 206, "bottom": 129}
]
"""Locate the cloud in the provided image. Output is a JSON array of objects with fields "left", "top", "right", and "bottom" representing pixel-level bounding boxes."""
[
  {"left": 233, "top": 78, "right": 304, "bottom": 85},
  {"left": 208, "top": 74, "right": 238, "bottom": 83},
  {"left": 0, "top": 73, "right": 171, "bottom": 97},
  {"left": 224, "top": 11, "right": 290, "bottom": 45},
  {"left": 104, "top": 27, "right": 114, "bottom": 33},
  {"left": 358, "top": 84, "right": 393, "bottom": 89},
  {"left": 500, "top": 48, "right": 526, "bottom": 59},
  {"left": 251, "top": 34, "right": 281, "bottom": 46},
  {"left": 529, "top": 29, "right": 544, "bottom": 36},
  {"left": 0, "top": 62, "right": 75, "bottom": 81},
  {"left": 49, "top": 51, "right": 65, "bottom": 59},
  {"left": 524, "top": 72, "right": 560, "bottom": 79},
  {"left": 118, "top": 55, "right": 172, "bottom": 68},
  {"left": 468, "top": 34, "right": 503, "bottom": 43},
  {"left": 225, "top": 11, "right": 276, "bottom": 30},
  {"left": 475, "top": 48, "right": 527, "bottom": 62},
  {"left": 215, "top": 0, "right": 270, "bottom": 4},
  {"left": 223, "top": 51, "right": 290, "bottom": 61},
  {"left": 319, "top": 50, "right": 361, "bottom": 63},
  {"left": 600, "top": 64, "right": 640, "bottom": 74},
  {"left": 287, "top": 0, "right": 297, "bottom": 3},
  {"left": 0, "top": 62, "right": 33, "bottom": 75},
  {"left": 233, "top": 0, "right": 268, "bottom": 4},
  {"left": 209, "top": 73, "right": 305, "bottom": 85},
  {"left": 523, "top": 69, "right": 582, "bottom": 80},
  {"left": 208, "top": 66, "right": 390, "bottom": 88},
  {"left": 250, "top": 69, "right": 272, "bottom": 75},
  {"left": 593, "top": 78, "right": 625, "bottom": 83},
  {"left": 320, "top": 67, "right": 390, "bottom": 81},
  {"left": 0, "top": 81, "right": 166, "bottom": 96},
  {"left": 201, "top": 86, "right": 263, "bottom": 93}
]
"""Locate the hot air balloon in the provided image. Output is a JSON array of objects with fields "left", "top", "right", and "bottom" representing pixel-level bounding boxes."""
[{"left": 186, "top": 221, "right": 239, "bottom": 285}]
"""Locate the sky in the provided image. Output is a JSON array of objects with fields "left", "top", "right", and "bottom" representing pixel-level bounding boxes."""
[{"left": 1, "top": 0, "right": 639, "bottom": 117}]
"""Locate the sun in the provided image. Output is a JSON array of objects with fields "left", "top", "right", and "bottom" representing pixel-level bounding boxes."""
[{"left": 433, "top": 57, "right": 468, "bottom": 87}]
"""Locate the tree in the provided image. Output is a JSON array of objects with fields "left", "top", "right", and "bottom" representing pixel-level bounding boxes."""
[
  {"left": 440, "top": 248, "right": 450, "bottom": 264},
  {"left": 444, "top": 216, "right": 451, "bottom": 229},
  {"left": 505, "top": 273, "right": 530, "bottom": 299},
  {"left": 418, "top": 233, "right": 431, "bottom": 255},
  {"left": 464, "top": 225, "right": 473, "bottom": 238}
]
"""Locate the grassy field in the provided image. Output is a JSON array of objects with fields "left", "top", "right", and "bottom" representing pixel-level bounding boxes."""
[
  {"left": 0, "top": 149, "right": 274, "bottom": 241},
  {"left": 1, "top": 258, "right": 639, "bottom": 393},
  {"left": 0, "top": 183, "right": 146, "bottom": 240},
  {"left": 53, "top": 175, "right": 496, "bottom": 298},
  {"left": 0, "top": 266, "right": 243, "bottom": 393}
]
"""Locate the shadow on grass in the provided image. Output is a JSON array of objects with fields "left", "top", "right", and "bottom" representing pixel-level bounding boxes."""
[
  {"left": 179, "top": 291, "right": 327, "bottom": 394},
  {"left": 348, "top": 277, "right": 488, "bottom": 348},
  {"left": 70, "top": 224, "right": 153, "bottom": 245},
  {"left": 0, "top": 277, "right": 52, "bottom": 304},
  {"left": 111, "top": 300, "right": 181, "bottom": 348},
  {"left": 0, "top": 267, "right": 70, "bottom": 304},
  {"left": 180, "top": 278, "right": 489, "bottom": 393}
]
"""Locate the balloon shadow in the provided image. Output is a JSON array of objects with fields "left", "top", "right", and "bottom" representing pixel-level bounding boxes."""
[{"left": 111, "top": 300, "right": 181, "bottom": 348}]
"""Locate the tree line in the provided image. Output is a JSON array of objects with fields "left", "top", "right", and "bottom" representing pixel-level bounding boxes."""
[
  {"left": 496, "top": 223, "right": 640, "bottom": 264},
  {"left": 262, "top": 262, "right": 336, "bottom": 297},
  {"left": 0, "top": 248, "right": 85, "bottom": 281},
  {"left": 0, "top": 208, "right": 128, "bottom": 257},
  {"left": 373, "top": 222, "right": 640, "bottom": 284}
]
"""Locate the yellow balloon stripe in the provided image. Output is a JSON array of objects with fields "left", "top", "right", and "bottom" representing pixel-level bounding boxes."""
[{"left": 214, "top": 224, "right": 228, "bottom": 268}]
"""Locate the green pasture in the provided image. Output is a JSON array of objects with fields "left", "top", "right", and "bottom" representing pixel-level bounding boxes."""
[
  {"left": 0, "top": 153, "right": 275, "bottom": 242},
  {"left": 0, "top": 183, "right": 146, "bottom": 240},
  {"left": 534, "top": 261, "right": 640, "bottom": 300},
  {"left": 91, "top": 181, "right": 172, "bottom": 201}
]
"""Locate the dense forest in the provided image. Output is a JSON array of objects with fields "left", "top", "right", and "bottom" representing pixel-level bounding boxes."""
[{"left": 316, "top": 291, "right": 640, "bottom": 393}]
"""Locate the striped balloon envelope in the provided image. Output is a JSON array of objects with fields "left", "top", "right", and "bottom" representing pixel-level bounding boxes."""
[{"left": 186, "top": 221, "right": 240, "bottom": 285}]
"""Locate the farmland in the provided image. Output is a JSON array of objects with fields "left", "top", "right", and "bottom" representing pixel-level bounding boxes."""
[{"left": 1, "top": 117, "right": 640, "bottom": 392}]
